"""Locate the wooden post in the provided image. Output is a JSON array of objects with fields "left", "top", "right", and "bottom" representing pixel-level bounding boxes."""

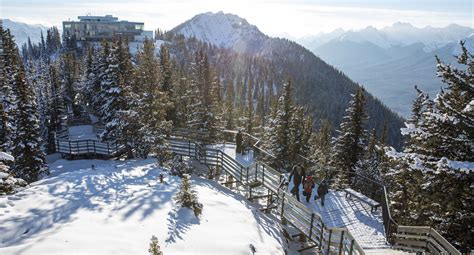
[
  {"left": 327, "top": 229, "right": 332, "bottom": 255},
  {"left": 338, "top": 230, "right": 345, "bottom": 255},
  {"left": 309, "top": 213, "right": 315, "bottom": 240},
  {"left": 319, "top": 222, "right": 324, "bottom": 249},
  {"left": 246, "top": 165, "right": 249, "bottom": 183},
  {"left": 349, "top": 239, "right": 354, "bottom": 255},
  {"left": 280, "top": 192, "right": 285, "bottom": 219}
]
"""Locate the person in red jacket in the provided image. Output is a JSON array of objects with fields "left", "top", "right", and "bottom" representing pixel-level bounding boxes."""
[{"left": 302, "top": 175, "right": 315, "bottom": 203}]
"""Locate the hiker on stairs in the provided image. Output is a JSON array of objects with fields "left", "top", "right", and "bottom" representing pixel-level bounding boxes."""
[
  {"left": 289, "top": 164, "right": 305, "bottom": 202},
  {"left": 303, "top": 175, "right": 315, "bottom": 203}
]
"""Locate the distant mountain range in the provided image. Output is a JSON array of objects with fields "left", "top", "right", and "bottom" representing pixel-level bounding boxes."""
[
  {"left": 3, "top": 19, "right": 48, "bottom": 48},
  {"left": 297, "top": 23, "right": 474, "bottom": 116},
  {"left": 172, "top": 12, "right": 405, "bottom": 147}
]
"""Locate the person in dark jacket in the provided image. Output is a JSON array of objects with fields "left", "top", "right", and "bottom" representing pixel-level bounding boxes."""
[
  {"left": 288, "top": 164, "right": 306, "bottom": 202},
  {"left": 316, "top": 180, "right": 329, "bottom": 206},
  {"left": 235, "top": 130, "right": 243, "bottom": 154}
]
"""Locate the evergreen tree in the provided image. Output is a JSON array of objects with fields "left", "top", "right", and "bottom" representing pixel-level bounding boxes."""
[
  {"left": 148, "top": 235, "right": 163, "bottom": 255},
  {"left": 311, "top": 119, "right": 332, "bottom": 165},
  {"left": 0, "top": 27, "right": 18, "bottom": 153},
  {"left": 388, "top": 42, "right": 473, "bottom": 250},
  {"left": 101, "top": 39, "right": 137, "bottom": 157},
  {"left": 175, "top": 174, "right": 203, "bottom": 218},
  {"left": 135, "top": 39, "right": 172, "bottom": 158},
  {"left": 9, "top": 45, "right": 48, "bottom": 183},
  {"left": 333, "top": 88, "right": 368, "bottom": 187},
  {"left": 267, "top": 79, "right": 311, "bottom": 170}
]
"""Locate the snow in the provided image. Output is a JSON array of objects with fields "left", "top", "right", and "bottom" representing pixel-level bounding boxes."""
[
  {"left": 173, "top": 11, "right": 264, "bottom": 50},
  {"left": 0, "top": 152, "right": 14, "bottom": 162},
  {"left": 287, "top": 181, "right": 388, "bottom": 249},
  {"left": 208, "top": 143, "right": 254, "bottom": 167},
  {"left": 438, "top": 157, "right": 474, "bottom": 173},
  {"left": 210, "top": 143, "right": 388, "bottom": 249},
  {"left": 0, "top": 158, "right": 285, "bottom": 254}
]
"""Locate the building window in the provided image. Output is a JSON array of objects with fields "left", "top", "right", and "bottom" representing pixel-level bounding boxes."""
[
  {"left": 135, "top": 24, "right": 144, "bottom": 30},
  {"left": 65, "top": 24, "right": 71, "bottom": 28}
]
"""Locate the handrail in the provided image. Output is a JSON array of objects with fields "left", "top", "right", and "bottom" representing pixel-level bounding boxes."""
[
  {"left": 54, "top": 129, "right": 460, "bottom": 254},
  {"left": 168, "top": 137, "right": 366, "bottom": 255}
]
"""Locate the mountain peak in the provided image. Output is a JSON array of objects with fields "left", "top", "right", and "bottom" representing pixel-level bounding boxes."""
[{"left": 172, "top": 12, "right": 266, "bottom": 50}]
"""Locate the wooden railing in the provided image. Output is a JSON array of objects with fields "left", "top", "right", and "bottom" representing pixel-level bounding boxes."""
[
  {"left": 393, "top": 226, "right": 461, "bottom": 255},
  {"left": 55, "top": 138, "right": 124, "bottom": 156},
  {"left": 54, "top": 129, "right": 460, "bottom": 254},
  {"left": 167, "top": 138, "right": 365, "bottom": 255}
]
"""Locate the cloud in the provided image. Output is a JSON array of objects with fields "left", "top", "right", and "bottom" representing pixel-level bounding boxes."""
[{"left": 1, "top": 0, "right": 472, "bottom": 37}]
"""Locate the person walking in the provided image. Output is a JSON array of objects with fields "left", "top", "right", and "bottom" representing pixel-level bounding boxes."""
[
  {"left": 235, "top": 130, "right": 243, "bottom": 154},
  {"left": 288, "top": 164, "right": 306, "bottom": 202},
  {"left": 316, "top": 180, "right": 329, "bottom": 206},
  {"left": 302, "top": 175, "right": 315, "bottom": 203}
]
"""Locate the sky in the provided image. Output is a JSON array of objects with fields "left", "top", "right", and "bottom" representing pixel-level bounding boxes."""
[{"left": 1, "top": 0, "right": 473, "bottom": 37}]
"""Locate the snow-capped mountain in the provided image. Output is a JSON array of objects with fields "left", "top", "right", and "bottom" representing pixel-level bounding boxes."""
[
  {"left": 298, "top": 23, "right": 473, "bottom": 117},
  {"left": 302, "top": 23, "right": 473, "bottom": 52},
  {"left": 171, "top": 12, "right": 405, "bottom": 147},
  {"left": 3, "top": 19, "right": 48, "bottom": 47},
  {"left": 172, "top": 12, "right": 268, "bottom": 53}
]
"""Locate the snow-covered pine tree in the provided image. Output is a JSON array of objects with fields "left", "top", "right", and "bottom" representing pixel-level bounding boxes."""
[
  {"left": 0, "top": 151, "right": 27, "bottom": 195},
  {"left": 174, "top": 72, "right": 190, "bottom": 128},
  {"left": 186, "top": 49, "right": 219, "bottom": 140},
  {"left": 159, "top": 44, "right": 177, "bottom": 124},
  {"left": 175, "top": 174, "right": 203, "bottom": 218},
  {"left": 310, "top": 119, "right": 332, "bottom": 165},
  {"left": 101, "top": 41, "right": 125, "bottom": 133},
  {"left": 332, "top": 88, "right": 368, "bottom": 188},
  {"left": 9, "top": 43, "right": 48, "bottom": 183},
  {"left": 387, "top": 42, "right": 473, "bottom": 251},
  {"left": 92, "top": 40, "right": 110, "bottom": 117},
  {"left": 0, "top": 26, "right": 18, "bottom": 153},
  {"left": 266, "top": 79, "right": 312, "bottom": 170},
  {"left": 134, "top": 38, "right": 172, "bottom": 159},
  {"left": 353, "top": 129, "right": 382, "bottom": 197},
  {"left": 60, "top": 52, "right": 79, "bottom": 116}
]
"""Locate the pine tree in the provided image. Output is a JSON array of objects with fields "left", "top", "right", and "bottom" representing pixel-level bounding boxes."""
[
  {"left": 387, "top": 43, "right": 473, "bottom": 250},
  {"left": 160, "top": 44, "right": 176, "bottom": 124},
  {"left": 101, "top": 39, "right": 138, "bottom": 157},
  {"left": 175, "top": 174, "right": 203, "bottom": 218},
  {"left": 135, "top": 39, "right": 172, "bottom": 159},
  {"left": 333, "top": 88, "right": 368, "bottom": 188},
  {"left": 148, "top": 235, "right": 163, "bottom": 255},
  {"left": 0, "top": 27, "right": 18, "bottom": 153},
  {"left": 10, "top": 48, "right": 48, "bottom": 183},
  {"left": 0, "top": 152, "right": 27, "bottom": 195},
  {"left": 311, "top": 119, "right": 332, "bottom": 165},
  {"left": 267, "top": 79, "right": 312, "bottom": 170}
]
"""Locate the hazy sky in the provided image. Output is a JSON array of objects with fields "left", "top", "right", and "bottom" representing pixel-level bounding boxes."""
[{"left": 1, "top": 0, "right": 473, "bottom": 37}]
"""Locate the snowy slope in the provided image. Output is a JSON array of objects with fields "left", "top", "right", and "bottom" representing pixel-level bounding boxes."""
[
  {"left": 0, "top": 159, "right": 286, "bottom": 254},
  {"left": 3, "top": 19, "right": 48, "bottom": 47},
  {"left": 298, "top": 23, "right": 473, "bottom": 117},
  {"left": 172, "top": 11, "right": 268, "bottom": 53}
]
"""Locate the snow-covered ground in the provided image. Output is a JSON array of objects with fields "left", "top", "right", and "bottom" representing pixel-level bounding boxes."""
[
  {"left": 286, "top": 181, "right": 388, "bottom": 250},
  {"left": 208, "top": 143, "right": 254, "bottom": 167},
  {"left": 0, "top": 158, "right": 286, "bottom": 254}
]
